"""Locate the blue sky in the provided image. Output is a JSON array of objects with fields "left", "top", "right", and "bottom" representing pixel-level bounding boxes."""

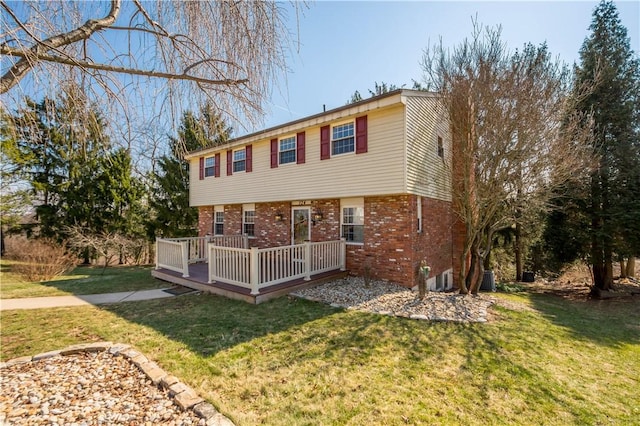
[{"left": 253, "top": 0, "right": 639, "bottom": 133}]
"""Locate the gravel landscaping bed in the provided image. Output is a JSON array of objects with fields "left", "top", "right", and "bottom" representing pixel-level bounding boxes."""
[
  {"left": 0, "top": 343, "right": 233, "bottom": 426},
  {"left": 292, "top": 276, "right": 495, "bottom": 323}
]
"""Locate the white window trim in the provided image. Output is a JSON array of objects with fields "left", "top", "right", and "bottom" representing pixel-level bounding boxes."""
[
  {"left": 214, "top": 205, "right": 224, "bottom": 236},
  {"left": 204, "top": 156, "right": 215, "bottom": 177},
  {"left": 340, "top": 197, "right": 364, "bottom": 245},
  {"left": 331, "top": 120, "right": 356, "bottom": 157},
  {"left": 278, "top": 134, "right": 297, "bottom": 165},
  {"left": 242, "top": 203, "right": 255, "bottom": 238},
  {"left": 233, "top": 148, "right": 246, "bottom": 173}
]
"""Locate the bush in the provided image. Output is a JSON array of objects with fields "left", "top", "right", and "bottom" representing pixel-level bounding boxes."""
[
  {"left": 4, "top": 236, "right": 77, "bottom": 281},
  {"left": 496, "top": 281, "right": 526, "bottom": 293}
]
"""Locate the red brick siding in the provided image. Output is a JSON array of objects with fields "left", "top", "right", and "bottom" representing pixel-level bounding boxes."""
[
  {"left": 352, "top": 195, "right": 415, "bottom": 286},
  {"left": 255, "top": 201, "right": 291, "bottom": 248},
  {"left": 310, "top": 199, "right": 340, "bottom": 242},
  {"left": 198, "top": 206, "right": 214, "bottom": 237},
  {"left": 412, "top": 196, "right": 454, "bottom": 287},
  {"left": 224, "top": 204, "right": 243, "bottom": 238},
  {"left": 197, "top": 195, "right": 456, "bottom": 288}
]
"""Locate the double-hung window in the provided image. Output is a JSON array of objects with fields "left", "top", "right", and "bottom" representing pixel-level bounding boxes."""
[
  {"left": 233, "top": 149, "right": 246, "bottom": 172},
  {"left": 243, "top": 206, "right": 255, "bottom": 237},
  {"left": 341, "top": 200, "right": 364, "bottom": 244},
  {"left": 214, "top": 211, "right": 224, "bottom": 235},
  {"left": 279, "top": 136, "right": 296, "bottom": 164},
  {"left": 204, "top": 156, "right": 215, "bottom": 177},
  {"left": 332, "top": 122, "right": 355, "bottom": 155}
]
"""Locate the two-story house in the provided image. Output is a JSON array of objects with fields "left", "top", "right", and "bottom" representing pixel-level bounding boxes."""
[{"left": 182, "top": 89, "right": 458, "bottom": 292}]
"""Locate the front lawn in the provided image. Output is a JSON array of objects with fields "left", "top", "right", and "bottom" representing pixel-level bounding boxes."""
[
  {"left": 0, "top": 261, "right": 167, "bottom": 299},
  {"left": 1, "top": 266, "right": 639, "bottom": 425}
]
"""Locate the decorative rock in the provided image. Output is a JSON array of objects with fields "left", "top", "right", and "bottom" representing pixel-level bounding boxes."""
[
  {"left": 193, "top": 401, "right": 219, "bottom": 418},
  {"left": 160, "top": 374, "right": 180, "bottom": 388},
  {"left": 174, "top": 387, "right": 204, "bottom": 410},
  {"left": 292, "top": 276, "right": 495, "bottom": 323},
  {"left": 138, "top": 361, "right": 167, "bottom": 384},
  {"left": 32, "top": 350, "right": 62, "bottom": 361}
]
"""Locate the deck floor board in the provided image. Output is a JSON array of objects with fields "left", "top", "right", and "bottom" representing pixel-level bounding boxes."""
[{"left": 152, "top": 263, "right": 347, "bottom": 304}]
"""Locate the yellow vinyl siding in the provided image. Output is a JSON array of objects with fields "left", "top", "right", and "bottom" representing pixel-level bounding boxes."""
[
  {"left": 404, "top": 95, "right": 452, "bottom": 201},
  {"left": 189, "top": 105, "right": 406, "bottom": 206}
]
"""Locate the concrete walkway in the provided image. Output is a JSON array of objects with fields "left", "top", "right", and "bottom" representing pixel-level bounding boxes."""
[{"left": 0, "top": 288, "right": 177, "bottom": 311}]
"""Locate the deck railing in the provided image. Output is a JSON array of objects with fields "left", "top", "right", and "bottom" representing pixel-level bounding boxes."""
[
  {"left": 208, "top": 239, "right": 346, "bottom": 295},
  {"left": 156, "top": 235, "right": 249, "bottom": 277}
]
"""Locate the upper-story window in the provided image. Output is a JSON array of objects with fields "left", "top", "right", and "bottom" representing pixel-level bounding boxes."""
[
  {"left": 279, "top": 136, "right": 296, "bottom": 164},
  {"left": 437, "top": 136, "right": 444, "bottom": 158},
  {"left": 204, "top": 156, "right": 215, "bottom": 177},
  {"left": 233, "top": 149, "right": 246, "bottom": 172},
  {"left": 272, "top": 132, "right": 304, "bottom": 168},
  {"left": 332, "top": 122, "right": 355, "bottom": 155}
]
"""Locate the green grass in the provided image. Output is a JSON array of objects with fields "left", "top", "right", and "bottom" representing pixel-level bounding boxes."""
[
  {"left": 2, "top": 264, "right": 639, "bottom": 425},
  {"left": 0, "top": 260, "right": 167, "bottom": 298}
]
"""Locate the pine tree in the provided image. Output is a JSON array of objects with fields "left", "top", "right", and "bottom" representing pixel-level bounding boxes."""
[
  {"left": 572, "top": 0, "right": 640, "bottom": 291},
  {"left": 149, "top": 108, "right": 231, "bottom": 238}
]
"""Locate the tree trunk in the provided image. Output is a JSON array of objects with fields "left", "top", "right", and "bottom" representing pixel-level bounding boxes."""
[
  {"left": 590, "top": 173, "right": 607, "bottom": 290},
  {"left": 619, "top": 258, "right": 627, "bottom": 278},
  {"left": 458, "top": 253, "right": 469, "bottom": 294},
  {"left": 469, "top": 251, "right": 484, "bottom": 294},
  {"left": 626, "top": 257, "right": 636, "bottom": 278},
  {"left": 602, "top": 178, "right": 614, "bottom": 290},
  {"left": 515, "top": 221, "right": 523, "bottom": 281},
  {"left": 463, "top": 253, "right": 478, "bottom": 294}
]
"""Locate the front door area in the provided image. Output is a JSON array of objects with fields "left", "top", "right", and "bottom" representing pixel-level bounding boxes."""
[{"left": 292, "top": 207, "right": 310, "bottom": 245}]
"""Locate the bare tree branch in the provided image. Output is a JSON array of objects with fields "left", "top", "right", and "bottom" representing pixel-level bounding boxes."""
[
  {"left": 1, "top": 0, "right": 122, "bottom": 93},
  {"left": 0, "top": 45, "right": 249, "bottom": 86}
]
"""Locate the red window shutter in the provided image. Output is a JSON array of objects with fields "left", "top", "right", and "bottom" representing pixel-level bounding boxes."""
[
  {"left": 214, "top": 153, "right": 221, "bottom": 177},
  {"left": 246, "top": 144, "right": 252, "bottom": 172},
  {"left": 320, "top": 125, "right": 330, "bottom": 160},
  {"left": 296, "top": 131, "right": 305, "bottom": 164},
  {"left": 356, "top": 115, "right": 368, "bottom": 154},
  {"left": 226, "top": 150, "right": 232, "bottom": 176},
  {"left": 270, "top": 138, "right": 278, "bottom": 168},
  {"left": 199, "top": 157, "right": 204, "bottom": 180}
]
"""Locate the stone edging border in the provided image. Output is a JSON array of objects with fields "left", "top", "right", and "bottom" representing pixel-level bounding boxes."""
[{"left": 0, "top": 341, "right": 234, "bottom": 426}]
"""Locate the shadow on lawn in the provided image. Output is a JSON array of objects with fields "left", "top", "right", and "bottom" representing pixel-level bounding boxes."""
[
  {"left": 100, "top": 293, "right": 341, "bottom": 357},
  {"left": 528, "top": 292, "right": 640, "bottom": 347},
  {"left": 37, "top": 265, "right": 167, "bottom": 295}
]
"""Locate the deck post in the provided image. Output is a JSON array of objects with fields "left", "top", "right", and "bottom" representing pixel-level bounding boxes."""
[
  {"left": 154, "top": 237, "right": 159, "bottom": 270},
  {"left": 304, "top": 241, "right": 311, "bottom": 281},
  {"left": 243, "top": 233, "right": 249, "bottom": 249},
  {"left": 339, "top": 238, "right": 346, "bottom": 271},
  {"left": 180, "top": 241, "right": 190, "bottom": 278},
  {"left": 250, "top": 246, "right": 260, "bottom": 295},
  {"left": 207, "top": 243, "right": 215, "bottom": 284}
]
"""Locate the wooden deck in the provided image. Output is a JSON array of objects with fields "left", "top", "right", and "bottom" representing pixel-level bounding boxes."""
[{"left": 152, "top": 263, "right": 348, "bottom": 304}]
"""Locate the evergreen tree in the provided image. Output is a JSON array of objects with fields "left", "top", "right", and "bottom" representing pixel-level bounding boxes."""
[
  {"left": 149, "top": 108, "right": 231, "bottom": 238},
  {"left": 3, "top": 88, "right": 147, "bottom": 263},
  {"left": 2, "top": 92, "right": 111, "bottom": 240},
  {"left": 570, "top": 0, "right": 640, "bottom": 291}
]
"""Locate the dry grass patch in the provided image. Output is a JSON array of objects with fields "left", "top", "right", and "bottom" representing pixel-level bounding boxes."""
[{"left": 3, "top": 236, "right": 76, "bottom": 281}]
